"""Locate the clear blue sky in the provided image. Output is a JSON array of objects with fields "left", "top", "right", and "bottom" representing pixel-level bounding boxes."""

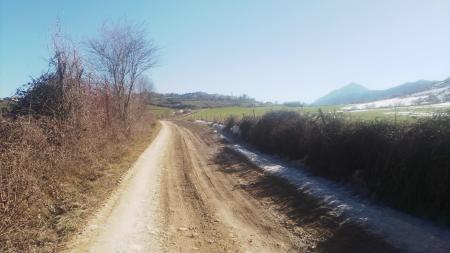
[{"left": 1, "top": 0, "right": 449, "bottom": 102}]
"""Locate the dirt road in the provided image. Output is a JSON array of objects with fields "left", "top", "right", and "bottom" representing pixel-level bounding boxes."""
[{"left": 66, "top": 120, "right": 396, "bottom": 253}]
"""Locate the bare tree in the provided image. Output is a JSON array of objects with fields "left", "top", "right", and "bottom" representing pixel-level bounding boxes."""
[
  {"left": 135, "top": 75, "right": 155, "bottom": 107},
  {"left": 87, "top": 21, "right": 157, "bottom": 126},
  {"left": 136, "top": 75, "right": 154, "bottom": 94}
]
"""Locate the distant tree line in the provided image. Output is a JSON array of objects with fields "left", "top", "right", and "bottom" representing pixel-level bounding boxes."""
[{"left": 148, "top": 91, "right": 262, "bottom": 109}]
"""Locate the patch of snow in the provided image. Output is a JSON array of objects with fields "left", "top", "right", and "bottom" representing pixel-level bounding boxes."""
[
  {"left": 348, "top": 109, "right": 370, "bottom": 113},
  {"left": 414, "top": 86, "right": 449, "bottom": 96},
  {"left": 342, "top": 96, "right": 428, "bottom": 110},
  {"left": 410, "top": 102, "right": 450, "bottom": 109},
  {"left": 383, "top": 111, "right": 433, "bottom": 117},
  {"left": 212, "top": 122, "right": 224, "bottom": 131},
  {"left": 342, "top": 85, "right": 450, "bottom": 111},
  {"left": 195, "top": 119, "right": 209, "bottom": 124},
  {"left": 230, "top": 125, "right": 240, "bottom": 136},
  {"left": 223, "top": 138, "right": 450, "bottom": 253}
]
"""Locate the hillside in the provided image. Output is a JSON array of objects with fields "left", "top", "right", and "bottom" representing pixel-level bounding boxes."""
[
  {"left": 343, "top": 77, "right": 450, "bottom": 110},
  {"left": 312, "top": 83, "right": 376, "bottom": 105},
  {"left": 148, "top": 91, "right": 262, "bottom": 109},
  {"left": 312, "top": 80, "right": 437, "bottom": 105}
]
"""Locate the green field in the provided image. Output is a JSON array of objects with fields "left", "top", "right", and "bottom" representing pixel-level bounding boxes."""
[
  {"left": 184, "top": 105, "right": 339, "bottom": 122},
  {"left": 183, "top": 104, "right": 450, "bottom": 122},
  {"left": 147, "top": 105, "right": 175, "bottom": 118}
]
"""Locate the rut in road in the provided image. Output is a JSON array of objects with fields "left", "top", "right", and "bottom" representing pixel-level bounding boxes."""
[
  {"left": 161, "top": 122, "right": 305, "bottom": 252},
  {"left": 66, "top": 120, "right": 397, "bottom": 253}
]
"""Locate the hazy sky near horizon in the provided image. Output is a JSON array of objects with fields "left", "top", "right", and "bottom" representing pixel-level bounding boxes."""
[{"left": 1, "top": 0, "right": 449, "bottom": 102}]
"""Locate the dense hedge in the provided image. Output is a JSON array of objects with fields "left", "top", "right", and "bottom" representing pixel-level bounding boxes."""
[{"left": 226, "top": 111, "right": 450, "bottom": 225}]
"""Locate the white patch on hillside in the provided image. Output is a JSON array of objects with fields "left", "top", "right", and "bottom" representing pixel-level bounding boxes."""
[{"left": 342, "top": 79, "right": 450, "bottom": 110}]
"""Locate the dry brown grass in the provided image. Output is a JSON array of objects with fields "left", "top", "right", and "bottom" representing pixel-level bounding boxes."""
[
  {"left": 1, "top": 47, "right": 157, "bottom": 252},
  {"left": 0, "top": 116, "right": 160, "bottom": 252},
  {"left": 0, "top": 24, "right": 162, "bottom": 252}
]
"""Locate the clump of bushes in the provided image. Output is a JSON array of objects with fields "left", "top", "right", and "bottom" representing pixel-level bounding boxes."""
[
  {"left": 1, "top": 22, "right": 157, "bottom": 251},
  {"left": 226, "top": 110, "right": 450, "bottom": 225}
]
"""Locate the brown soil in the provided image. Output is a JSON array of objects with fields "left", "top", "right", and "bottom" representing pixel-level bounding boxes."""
[{"left": 67, "top": 120, "right": 398, "bottom": 253}]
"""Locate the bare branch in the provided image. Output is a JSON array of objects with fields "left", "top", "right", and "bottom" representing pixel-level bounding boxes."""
[{"left": 86, "top": 21, "right": 157, "bottom": 126}]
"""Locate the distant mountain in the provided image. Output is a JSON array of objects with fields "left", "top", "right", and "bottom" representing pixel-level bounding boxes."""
[
  {"left": 312, "top": 80, "right": 437, "bottom": 106},
  {"left": 342, "top": 78, "right": 450, "bottom": 110},
  {"left": 312, "top": 83, "right": 373, "bottom": 105},
  {"left": 381, "top": 80, "right": 438, "bottom": 98}
]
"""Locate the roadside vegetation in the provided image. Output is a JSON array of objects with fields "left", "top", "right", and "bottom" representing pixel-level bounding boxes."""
[
  {"left": 0, "top": 22, "right": 158, "bottom": 252},
  {"left": 224, "top": 110, "right": 450, "bottom": 226}
]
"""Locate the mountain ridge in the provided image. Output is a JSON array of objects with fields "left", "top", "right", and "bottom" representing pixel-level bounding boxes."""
[{"left": 312, "top": 79, "right": 439, "bottom": 106}]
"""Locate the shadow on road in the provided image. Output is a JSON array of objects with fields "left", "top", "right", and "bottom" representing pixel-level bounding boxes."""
[{"left": 213, "top": 146, "right": 399, "bottom": 253}]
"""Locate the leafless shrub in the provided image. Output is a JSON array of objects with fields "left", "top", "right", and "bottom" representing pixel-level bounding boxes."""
[
  {"left": 87, "top": 21, "right": 157, "bottom": 128},
  {"left": 1, "top": 23, "right": 157, "bottom": 252}
]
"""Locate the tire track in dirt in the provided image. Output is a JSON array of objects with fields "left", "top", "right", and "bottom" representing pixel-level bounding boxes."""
[
  {"left": 162, "top": 121, "right": 305, "bottom": 252},
  {"left": 160, "top": 124, "right": 239, "bottom": 252}
]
